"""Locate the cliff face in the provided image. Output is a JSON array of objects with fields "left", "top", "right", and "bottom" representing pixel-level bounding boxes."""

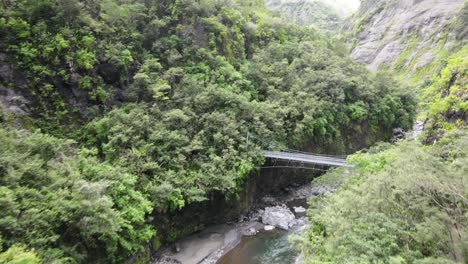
[{"left": 348, "top": 0, "right": 467, "bottom": 71}]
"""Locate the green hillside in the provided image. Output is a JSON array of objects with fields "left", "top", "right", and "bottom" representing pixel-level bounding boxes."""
[
  {"left": 296, "top": 1, "right": 468, "bottom": 263},
  {"left": 0, "top": 0, "right": 415, "bottom": 263}
]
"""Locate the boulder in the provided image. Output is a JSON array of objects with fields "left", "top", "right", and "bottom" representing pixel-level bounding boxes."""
[
  {"left": 261, "top": 206, "right": 295, "bottom": 230},
  {"left": 242, "top": 227, "right": 257, "bottom": 237},
  {"left": 264, "top": 225, "right": 276, "bottom": 231},
  {"left": 293, "top": 206, "right": 306, "bottom": 213},
  {"left": 310, "top": 186, "right": 335, "bottom": 196}
]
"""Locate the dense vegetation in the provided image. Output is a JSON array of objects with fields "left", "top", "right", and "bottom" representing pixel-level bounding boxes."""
[
  {"left": 421, "top": 47, "right": 468, "bottom": 142},
  {"left": 0, "top": 0, "right": 417, "bottom": 263},
  {"left": 298, "top": 129, "right": 467, "bottom": 263},
  {"left": 265, "top": 0, "right": 343, "bottom": 34},
  {"left": 0, "top": 127, "right": 153, "bottom": 263},
  {"left": 298, "top": 4, "right": 467, "bottom": 262}
]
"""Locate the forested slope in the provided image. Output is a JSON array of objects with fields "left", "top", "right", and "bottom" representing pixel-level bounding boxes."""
[
  {"left": 264, "top": 0, "right": 360, "bottom": 34},
  {"left": 264, "top": 0, "right": 343, "bottom": 33},
  {"left": 0, "top": 0, "right": 415, "bottom": 263},
  {"left": 297, "top": 1, "right": 468, "bottom": 263}
]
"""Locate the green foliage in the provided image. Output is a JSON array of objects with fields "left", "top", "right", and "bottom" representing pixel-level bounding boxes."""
[
  {"left": 0, "top": 245, "right": 41, "bottom": 264},
  {"left": 0, "top": 128, "right": 155, "bottom": 263},
  {"left": 267, "top": 0, "right": 345, "bottom": 35},
  {"left": 299, "top": 130, "right": 468, "bottom": 263},
  {"left": 76, "top": 49, "right": 96, "bottom": 70},
  {"left": 0, "top": 0, "right": 417, "bottom": 263},
  {"left": 421, "top": 46, "right": 468, "bottom": 138},
  {"left": 246, "top": 41, "right": 415, "bottom": 147}
]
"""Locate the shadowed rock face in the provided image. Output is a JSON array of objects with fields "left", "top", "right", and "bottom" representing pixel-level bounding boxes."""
[
  {"left": 0, "top": 52, "right": 31, "bottom": 126},
  {"left": 349, "top": 0, "right": 466, "bottom": 71}
]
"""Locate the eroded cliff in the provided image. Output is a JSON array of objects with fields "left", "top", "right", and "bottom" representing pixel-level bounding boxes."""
[{"left": 348, "top": 0, "right": 467, "bottom": 71}]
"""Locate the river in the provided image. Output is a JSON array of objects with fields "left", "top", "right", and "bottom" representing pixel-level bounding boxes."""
[
  {"left": 217, "top": 229, "right": 298, "bottom": 264},
  {"left": 155, "top": 185, "right": 333, "bottom": 264},
  {"left": 216, "top": 196, "right": 307, "bottom": 264}
]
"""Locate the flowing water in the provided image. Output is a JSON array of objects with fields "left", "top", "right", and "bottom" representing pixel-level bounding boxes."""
[
  {"left": 153, "top": 186, "right": 317, "bottom": 264},
  {"left": 217, "top": 229, "right": 298, "bottom": 264},
  {"left": 217, "top": 198, "right": 307, "bottom": 264}
]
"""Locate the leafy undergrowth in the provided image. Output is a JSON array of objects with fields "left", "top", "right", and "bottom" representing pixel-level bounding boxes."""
[
  {"left": 298, "top": 129, "right": 468, "bottom": 263},
  {"left": 0, "top": 127, "right": 154, "bottom": 263},
  {"left": 421, "top": 47, "right": 468, "bottom": 141}
]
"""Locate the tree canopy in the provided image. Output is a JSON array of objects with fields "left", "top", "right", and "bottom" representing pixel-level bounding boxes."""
[{"left": 0, "top": 0, "right": 417, "bottom": 262}]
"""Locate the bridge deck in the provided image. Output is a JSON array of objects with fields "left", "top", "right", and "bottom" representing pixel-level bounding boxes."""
[{"left": 263, "top": 151, "right": 349, "bottom": 167}]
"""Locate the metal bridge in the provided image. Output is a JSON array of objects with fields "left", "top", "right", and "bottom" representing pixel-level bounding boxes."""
[
  {"left": 263, "top": 151, "right": 350, "bottom": 167},
  {"left": 247, "top": 132, "right": 351, "bottom": 169}
]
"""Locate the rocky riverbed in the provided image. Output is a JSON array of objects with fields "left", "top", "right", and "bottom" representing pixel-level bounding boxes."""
[{"left": 153, "top": 184, "right": 335, "bottom": 264}]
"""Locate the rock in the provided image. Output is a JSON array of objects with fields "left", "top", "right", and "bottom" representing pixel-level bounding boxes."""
[
  {"left": 261, "top": 205, "right": 295, "bottom": 230},
  {"left": 242, "top": 227, "right": 257, "bottom": 236},
  {"left": 261, "top": 196, "right": 277, "bottom": 205},
  {"left": 348, "top": 0, "right": 465, "bottom": 71},
  {"left": 310, "top": 186, "right": 336, "bottom": 196},
  {"left": 159, "top": 224, "right": 242, "bottom": 264},
  {"left": 410, "top": 121, "right": 425, "bottom": 140},
  {"left": 199, "top": 249, "right": 224, "bottom": 264},
  {"left": 264, "top": 225, "right": 276, "bottom": 231},
  {"left": 153, "top": 256, "right": 181, "bottom": 264},
  {"left": 246, "top": 209, "right": 264, "bottom": 222},
  {"left": 293, "top": 206, "right": 306, "bottom": 213},
  {"left": 391, "top": 127, "right": 406, "bottom": 142},
  {"left": 291, "top": 217, "right": 308, "bottom": 233},
  {"left": 294, "top": 254, "right": 305, "bottom": 264},
  {"left": 174, "top": 243, "right": 181, "bottom": 253}
]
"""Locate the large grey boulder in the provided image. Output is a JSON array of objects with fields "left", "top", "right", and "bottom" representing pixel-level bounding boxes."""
[{"left": 262, "top": 206, "right": 295, "bottom": 230}]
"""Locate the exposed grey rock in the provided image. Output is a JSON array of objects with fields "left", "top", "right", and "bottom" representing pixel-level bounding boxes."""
[
  {"left": 199, "top": 249, "right": 224, "bottom": 264},
  {"left": 262, "top": 205, "right": 296, "bottom": 230},
  {"left": 153, "top": 256, "right": 181, "bottom": 264},
  {"left": 157, "top": 222, "right": 263, "bottom": 264},
  {"left": 391, "top": 127, "right": 406, "bottom": 142},
  {"left": 0, "top": 53, "right": 31, "bottom": 120},
  {"left": 349, "top": 0, "right": 466, "bottom": 71},
  {"left": 264, "top": 225, "right": 276, "bottom": 231},
  {"left": 246, "top": 209, "right": 264, "bottom": 222},
  {"left": 0, "top": 89, "right": 30, "bottom": 116},
  {"left": 261, "top": 195, "right": 278, "bottom": 206},
  {"left": 173, "top": 243, "right": 181, "bottom": 253},
  {"left": 294, "top": 218, "right": 308, "bottom": 231},
  {"left": 293, "top": 206, "right": 307, "bottom": 213},
  {"left": 242, "top": 227, "right": 258, "bottom": 236},
  {"left": 294, "top": 254, "right": 305, "bottom": 264},
  {"left": 410, "top": 121, "right": 425, "bottom": 140},
  {"left": 310, "top": 186, "right": 336, "bottom": 196}
]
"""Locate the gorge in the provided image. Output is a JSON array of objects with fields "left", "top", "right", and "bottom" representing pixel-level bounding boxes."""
[{"left": 0, "top": 0, "right": 466, "bottom": 264}]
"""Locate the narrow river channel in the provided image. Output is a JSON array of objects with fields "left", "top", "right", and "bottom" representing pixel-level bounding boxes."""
[
  {"left": 217, "top": 229, "right": 297, "bottom": 264},
  {"left": 217, "top": 197, "right": 308, "bottom": 264},
  {"left": 154, "top": 184, "right": 332, "bottom": 264}
]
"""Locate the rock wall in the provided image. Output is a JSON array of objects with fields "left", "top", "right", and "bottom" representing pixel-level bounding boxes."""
[
  {"left": 0, "top": 52, "right": 33, "bottom": 127},
  {"left": 153, "top": 160, "right": 319, "bottom": 245},
  {"left": 348, "top": 0, "right": 466, "bottom": 71}
]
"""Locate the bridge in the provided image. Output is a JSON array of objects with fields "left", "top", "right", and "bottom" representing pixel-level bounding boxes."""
[
  {"left": 263, "top": 151, "right": 350, "bottom": 167},
  {"left": 247, "top": 132, "right": 351, "bottom": 169}
]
